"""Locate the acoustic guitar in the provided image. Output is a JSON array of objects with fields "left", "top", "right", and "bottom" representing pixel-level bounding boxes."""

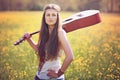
[{"left": 14, "top": 10, "right": 101, "bottom": 46}]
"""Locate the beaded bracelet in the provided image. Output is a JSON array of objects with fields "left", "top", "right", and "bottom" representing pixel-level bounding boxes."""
[{"left": 57, "top": 69, "right": 64, "bottom": 77}]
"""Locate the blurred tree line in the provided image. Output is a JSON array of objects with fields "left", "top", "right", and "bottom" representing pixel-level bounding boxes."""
[{"left": 0, "top": 0, "right": 120, "bottom": 13}]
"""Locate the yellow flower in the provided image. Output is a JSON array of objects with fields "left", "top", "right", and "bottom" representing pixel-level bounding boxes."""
[
  {"left": 102, "top": 68, "right": 105, "bottom": 70},
  {"left": 106, "top": 74, "right": 114, "bottom": 79},
  {"left": 103, "top": 43, "right": 110, "bottom": 48},
  {"left": 97, "top": 72, "right": 102, "bottom": 76},
  {"left": 117, "top": 67, "right": 120, "bottom": 71},
  {"left": 111, "top": 63, "right": 116, "bottom": 67},
  {"left": 118, "top": 44, "right": 120, "bottom": 49}
]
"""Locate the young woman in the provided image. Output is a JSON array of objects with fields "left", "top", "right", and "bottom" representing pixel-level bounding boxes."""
[{"left": 24, "top": 4, "right": 74, "bottom": 80}]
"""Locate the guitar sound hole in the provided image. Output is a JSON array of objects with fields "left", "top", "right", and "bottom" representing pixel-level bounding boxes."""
[{"left": 64, "top": 18, "right": 73, "bottom": 22}]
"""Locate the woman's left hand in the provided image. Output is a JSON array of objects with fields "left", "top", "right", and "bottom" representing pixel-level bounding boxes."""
[{"left": 47, "top": 69, "right": 58, "bottom": 78}]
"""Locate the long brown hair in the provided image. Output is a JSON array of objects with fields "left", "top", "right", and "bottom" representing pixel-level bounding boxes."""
[{"left": 38, "top": 4, "right": 61, "bottom": 61}]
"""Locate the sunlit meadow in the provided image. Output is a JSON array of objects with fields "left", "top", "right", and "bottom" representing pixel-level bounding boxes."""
[{"left": 0, "top": 11, "right": 120, "bottom": 80}]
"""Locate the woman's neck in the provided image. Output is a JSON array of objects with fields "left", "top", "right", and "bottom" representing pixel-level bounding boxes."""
[{"left": 48, "top": 25, "right": 54, "bottom": 34}]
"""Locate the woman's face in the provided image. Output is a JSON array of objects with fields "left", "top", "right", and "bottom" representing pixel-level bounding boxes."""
[{"left": 45, "top": 9, "right": 58, "bottom": 26}]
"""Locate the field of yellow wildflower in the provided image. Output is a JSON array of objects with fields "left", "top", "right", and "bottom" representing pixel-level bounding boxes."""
[{"left": 0, "top": 11, "right": 120, "bottom": 80}]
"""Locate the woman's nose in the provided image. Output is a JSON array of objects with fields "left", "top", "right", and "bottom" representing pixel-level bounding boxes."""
[{"left": 49, "top": 15, "right": 52, "bottom": 19}]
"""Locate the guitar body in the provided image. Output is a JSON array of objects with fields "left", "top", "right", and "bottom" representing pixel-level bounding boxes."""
[{"left": 62, "top": 10, "right": 101, "bottom": 32}]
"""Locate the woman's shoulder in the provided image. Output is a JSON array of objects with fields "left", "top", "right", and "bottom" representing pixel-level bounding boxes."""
[
  {"left": 58, "top": 29, "right": 66, "bottom": 36},
  {"left": 58, "top": 29, "right": 67, "bottom": 43}
]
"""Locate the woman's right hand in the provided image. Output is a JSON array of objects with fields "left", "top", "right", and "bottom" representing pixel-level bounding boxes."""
[{"left": 23, "top": 32, "right": 31, "bottom": 40}]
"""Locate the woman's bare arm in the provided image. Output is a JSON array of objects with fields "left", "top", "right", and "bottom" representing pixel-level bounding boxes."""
[
  {"left": 24, "top": 33, "right": 38, "bottom": 52},
  {"left": 58, "top": 29, "right": 74, "bottom": 72}
]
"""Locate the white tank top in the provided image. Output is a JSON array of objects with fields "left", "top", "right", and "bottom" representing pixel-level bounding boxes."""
[{"left": 36, "top": 59, "right": 64, "bottom": 79}]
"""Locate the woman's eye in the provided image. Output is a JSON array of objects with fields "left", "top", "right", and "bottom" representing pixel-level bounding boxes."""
[
  {"left": 52, "top": 14, "right": 56, "bottom": 16},
  {"left": 46, "top": 14, "right": 50, "bottom": 16},
  {"left": 46, "top": 13, "right": 57, "bottom": 17}
]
